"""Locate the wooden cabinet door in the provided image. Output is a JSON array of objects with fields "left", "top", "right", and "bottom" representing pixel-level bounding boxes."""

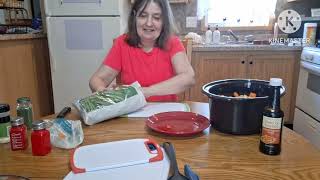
[
  {"left": 0, "top": 39, "right": 53, "bottom": 119},
  {"left": 247, "top": 52, "right": 300, "bottom": 123},
  {"left": 189, "top": 52, "right": 247, "bottom": 102}
]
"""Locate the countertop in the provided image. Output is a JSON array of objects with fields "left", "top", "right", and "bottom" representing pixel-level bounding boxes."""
[
  {"left": 193, "top": 43, "right": 303, "bottom": 52},
  {"left": 0, "top": 33, "right": 46, "bottom": 41},
  {"left": 0, "top": 102, "right": 319, "bottom": 179}
]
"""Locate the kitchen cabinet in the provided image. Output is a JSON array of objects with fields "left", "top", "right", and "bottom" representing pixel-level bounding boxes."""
[
  {"left": 188, "top": 50, "right": 301, "bottom": 123},
  {"left": 0, "top": 37, "right": 54, "bottom": 119}
]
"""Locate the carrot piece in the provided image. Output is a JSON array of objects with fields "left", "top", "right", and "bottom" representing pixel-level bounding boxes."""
[{"left": 249, "top": 92, "right": 257, "bottom": 98}]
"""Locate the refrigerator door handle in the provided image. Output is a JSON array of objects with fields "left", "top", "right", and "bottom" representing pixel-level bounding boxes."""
[{"left": 60, "top": 0, "right": 63, "bottom": 5}]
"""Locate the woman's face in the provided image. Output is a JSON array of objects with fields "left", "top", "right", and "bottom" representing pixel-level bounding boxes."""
[{"left": 136, "top": 1, "right": 163, "bottom": 45}]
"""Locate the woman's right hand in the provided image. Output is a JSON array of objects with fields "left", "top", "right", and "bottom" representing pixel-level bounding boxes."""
[{"left": 95, "top": 87, "right": 107, "bottom": 92}]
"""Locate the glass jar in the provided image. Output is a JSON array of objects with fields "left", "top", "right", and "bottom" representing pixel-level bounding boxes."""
[
  {"left": 17, "top": 97, "right": 34, "bottom": 129},
  {"left": 0, "top": 104, "right": 11, "bottom": 144},
  {"left": 31, "top": 120, "right": 51, "bottom": 156},
  {"left": 10, "top": 117, "right": 28, "bottom": 150}
]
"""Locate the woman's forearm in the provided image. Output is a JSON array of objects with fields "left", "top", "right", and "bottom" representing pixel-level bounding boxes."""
[
  {"left": 89, "top": 65, "right": 118, "bottom": 92},
  {"left": 89, "top": 76, "right": 108, "bottom": 92},
  {"left": 142, "top": 72, "right": 195, "bottom": 98}
]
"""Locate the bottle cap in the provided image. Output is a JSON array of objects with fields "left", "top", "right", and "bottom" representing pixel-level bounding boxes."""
[
  {"left": 17, "top": 97, "right": 31, "bottom": 103},
  {"left": 269, "top": 78, "right": 282, "bottom": 86},
  {"left": 0, "top": 104, "right": 10, "bottom": 113},
  {"left": 32, "top": 120, "right": 46, "bottom": 130},
  {"left": 11, "top": 117, "right": 24, "bottom": 126}
]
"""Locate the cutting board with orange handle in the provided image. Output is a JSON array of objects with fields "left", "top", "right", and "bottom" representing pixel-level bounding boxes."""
[
  {"left": 70, "top": 138, "right": 163, "bottom": 173},
  {"left": 65, "top": 139, "right": 169, "bottom": 180}
]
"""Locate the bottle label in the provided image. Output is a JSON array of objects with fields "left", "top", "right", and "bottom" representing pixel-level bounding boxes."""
[
  {"left": 261, "top": 116, "right": 282, "bottom": 144},
  {"left": 0, "top": 122, "right": 10, "bottom": 138},
  {"left": 11, "top": 132, "right": 24, "bottom": 149},
  {"left": 17, "top": 107, "right": 33, "bottom": 129}
]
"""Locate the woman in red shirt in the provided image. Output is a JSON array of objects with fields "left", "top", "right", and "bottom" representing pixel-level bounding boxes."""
[{"left": 89, "top": 0, "right": 195, "bottom": 102}]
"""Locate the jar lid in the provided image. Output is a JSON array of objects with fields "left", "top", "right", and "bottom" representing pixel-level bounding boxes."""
[
  {"left": 17, "top": 97, "right": 31, "bottom": 103},
  {"left": 11, "top": 117, "right": 24, "bottom": 126},
  {"left": 0, "top": 104, "right": 10, "bottom": 113},
  {"left": 32, "top": 120, "right": 46, "bottom": 130}
]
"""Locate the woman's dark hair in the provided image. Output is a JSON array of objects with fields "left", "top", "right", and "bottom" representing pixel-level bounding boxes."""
[{"left": 126, "top": 0, "right": 177, "bottom": 49}]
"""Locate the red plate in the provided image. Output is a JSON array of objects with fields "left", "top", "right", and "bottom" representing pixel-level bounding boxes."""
[{"left": 146, "top": 111, "right": 210, "bottom": 136}]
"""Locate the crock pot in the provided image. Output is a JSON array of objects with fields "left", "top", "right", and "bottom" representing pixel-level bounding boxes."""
[{"left": 202, "top": 79, "right": 285, "bottom": 135}]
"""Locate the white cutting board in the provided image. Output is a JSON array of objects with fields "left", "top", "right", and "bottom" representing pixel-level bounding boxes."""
[
  {"left": 70, "top": 139, "right": 163, "bottom": 173},
  {"left": 64, "top": 147, "right": 170, "bottom": 180},
  {"left": 126, "top": 102, "right": 190, "bottom": 118}
]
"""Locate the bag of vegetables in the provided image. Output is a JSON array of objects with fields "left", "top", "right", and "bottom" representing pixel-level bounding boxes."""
[{"left": 73, "top": 82, "right": 146, "bottom": 125}]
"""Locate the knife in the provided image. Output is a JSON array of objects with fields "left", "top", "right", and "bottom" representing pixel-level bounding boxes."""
[{"left": 57, "top": 107, "right": 71, "bottom": 119}]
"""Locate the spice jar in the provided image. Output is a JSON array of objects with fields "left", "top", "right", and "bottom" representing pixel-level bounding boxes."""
[
  {"left": 10, "top": 117, "right": 28, "bottom": 150},
  {"left": 0, "top": 104, "right": 11, "bottom": 144},
  {"left": 31, "top": 120, "right": 51, "bottom": 156},
  {"left": 17, "top": 97, "right": 34, "bottom": 129}
]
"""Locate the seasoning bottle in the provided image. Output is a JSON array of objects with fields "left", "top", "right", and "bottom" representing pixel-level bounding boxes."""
[
  {"left": 10, "top": 117, "right": 28, "bottom": 150},
  {"left": 259, "top": 78, "right": 284, "bottom": 155},
  {"left": 31, "top": 120, "right": 51, "bottom": 156},
  {"left": 0, "top": 104, "right": 11, "bottom": 144},
  {"left": 17, "top": 97, "right": 34, "bottom": 129}
]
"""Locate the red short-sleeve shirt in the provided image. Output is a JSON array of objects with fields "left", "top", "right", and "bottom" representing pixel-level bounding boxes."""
[{"left": 103, "top": 34, "right": 185, "bottom": 102}]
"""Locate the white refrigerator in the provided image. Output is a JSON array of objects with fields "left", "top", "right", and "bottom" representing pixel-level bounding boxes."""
[{"left": 44, "top": 0, "right": 130, "bottom": 112}]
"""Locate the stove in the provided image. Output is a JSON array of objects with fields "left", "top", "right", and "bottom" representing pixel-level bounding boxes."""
[{"left": 293, "top": 47, "right": 320, "bottom": 149}]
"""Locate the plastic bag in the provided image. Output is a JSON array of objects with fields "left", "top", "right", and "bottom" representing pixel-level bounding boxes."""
[
  {"left": 73, "top": 82, "right": 147, "bottom": 125},
  {"left": 47, "top": 118, "right": 84, "bottom": 149},
  {"left": 185, "top": 32, "right": 202, "bottom": 44}
]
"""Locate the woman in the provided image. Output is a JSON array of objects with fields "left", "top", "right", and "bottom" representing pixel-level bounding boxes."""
[{"left": 89, "top": 0, "right": 195, "bottom": 102}]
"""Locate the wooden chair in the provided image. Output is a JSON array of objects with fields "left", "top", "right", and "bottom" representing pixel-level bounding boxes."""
[
  {"left": 178, "top": 38, "right": 193, "bottom": 101},
  {"left": 182, "top": 37, "right": 193, "bottom": 63}
]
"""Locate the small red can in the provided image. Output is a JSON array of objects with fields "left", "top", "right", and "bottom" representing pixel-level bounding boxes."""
[
  {"left": 10, "top": 117, "right": 28, "bottom": 150},
  {"left": 31, "top": 120, "right": 51, "bottom": 156}
]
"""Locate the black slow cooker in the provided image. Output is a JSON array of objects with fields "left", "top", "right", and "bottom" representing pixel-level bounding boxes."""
[{"left": 202, "top": 79, "right": 285, "bottom": 135}]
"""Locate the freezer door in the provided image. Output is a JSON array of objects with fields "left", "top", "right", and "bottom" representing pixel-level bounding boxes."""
[
  {"left": 44, "top": 0, "right": 130, "bottom": 16},
  {"left": 46, "top": 17, "right": 120, "bottom": 112}
]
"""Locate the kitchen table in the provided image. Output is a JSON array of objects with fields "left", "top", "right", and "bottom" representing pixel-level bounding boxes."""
[{"left": 0, "top": 102, "right": 320, "bottom": 180}]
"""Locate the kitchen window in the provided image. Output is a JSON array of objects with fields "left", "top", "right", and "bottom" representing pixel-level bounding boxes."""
[{"left": 198, "top": 0, "right": 277, "bottom": 27}]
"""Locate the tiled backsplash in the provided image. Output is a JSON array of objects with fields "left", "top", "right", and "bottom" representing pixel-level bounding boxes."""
[{"left": 171, "top": 0, "right": 197, "bottom": 35}]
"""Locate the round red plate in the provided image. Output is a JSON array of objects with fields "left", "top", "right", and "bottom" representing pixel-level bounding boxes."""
[{"left": 146, "top": 111, "right": 210, "bottom": 136}]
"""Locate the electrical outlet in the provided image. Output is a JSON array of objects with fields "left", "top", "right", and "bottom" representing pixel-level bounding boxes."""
[{"left": 186, "top": 16, "right": 198, "bottom": 28}]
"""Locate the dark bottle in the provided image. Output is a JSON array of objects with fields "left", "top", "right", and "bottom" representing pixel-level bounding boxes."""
[{"left": 259, "top": 78, "right": 284, "bottom": 155}]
